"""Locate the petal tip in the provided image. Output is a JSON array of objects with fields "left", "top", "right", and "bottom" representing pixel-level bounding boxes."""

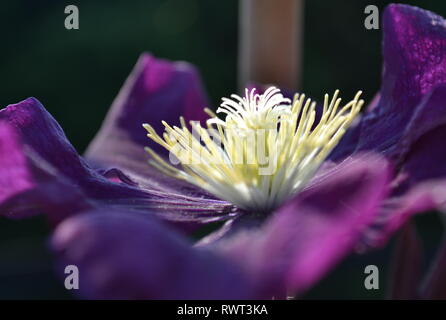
[
  {"left": 1, "top": 97, "right": 43, "bottom": 113},
  {"left": 384, "top": 3, "right": 446, "bottom": 29}
]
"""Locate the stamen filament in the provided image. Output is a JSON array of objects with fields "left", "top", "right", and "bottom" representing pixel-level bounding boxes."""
[{"left": 143, "top": 87, "right": 363, "bottom": 213}]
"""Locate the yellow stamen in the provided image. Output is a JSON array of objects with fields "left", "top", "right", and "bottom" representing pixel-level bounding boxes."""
[{"left": 143, "top": 87, "right": 364, "bottom": 213}]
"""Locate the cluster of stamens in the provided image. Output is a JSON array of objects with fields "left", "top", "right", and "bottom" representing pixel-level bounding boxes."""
[{"left": 143, "top": 87, "right": 363, "bottom": 213}]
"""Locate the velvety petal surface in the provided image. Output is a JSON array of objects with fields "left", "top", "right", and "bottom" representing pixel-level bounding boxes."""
[
  {"left": 330, "top": 5, "right": 446, "bottom": 249},
  {"left": 51, "top": 209, "right": 254, "bottom": 299},
  {"left": 360, "top": 121, "right": 446, "bottom": 247},
  {"left": 0, "top": 98, "right": 146, "bottom": 201},
  {"left": 0, "top": 98, "right": 234, "bottom": 225},
  {"left": 210, "top": 154, "right": 391, "bottom": 297},
  {"left": 0, "top": 121, "right": 91, "bottom": 222},
  {"left": 331, "top": 4, "right": 446, "bottom": 163},
  {"left": 84, "top": 53, "right": 217, "bottom": 197}
]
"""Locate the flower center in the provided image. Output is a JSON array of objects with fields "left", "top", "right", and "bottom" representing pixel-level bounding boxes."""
[{"left": 143, "top": 87, "right": 363, "bottom": 213}]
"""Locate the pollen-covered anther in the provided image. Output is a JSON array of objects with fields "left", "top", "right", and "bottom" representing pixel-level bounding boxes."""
[{"left": 143, "top": 87, "right": 364, "bottom": 213}]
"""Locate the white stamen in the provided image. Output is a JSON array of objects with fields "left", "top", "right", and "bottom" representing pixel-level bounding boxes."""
[{"left": 143, "top": 87, "right": 363, "bottom": 213}]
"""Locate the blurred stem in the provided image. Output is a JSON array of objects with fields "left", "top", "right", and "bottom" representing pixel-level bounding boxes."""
[
  {"left": 422, "top": 235, "right": 446, "bottom": 299},
  {"left": 238, "top": 0, "right": 304, "bottom": 91},
  {"left": 387, "top": 221, "right": 423, "bottom": 299}
]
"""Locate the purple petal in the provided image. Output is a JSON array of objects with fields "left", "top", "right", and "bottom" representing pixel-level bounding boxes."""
[
  {"left": 0, "top": 98, "right": 233, "bottom": 226},
  {"left": 362, "top": 100, "right": 446, "bottom": 247},
  {"left": 397, "top": 110, "right": 446, "bottom": 190},
  {"left": 360, "top": 120, "right": 446, "bottom": 247},
  {"left": 51, "top": 209, "right": 254, "bottom": 299},
  {"left": 0, "top": 98, "right": 141, "bottom": 201},
  {"left": 85, "top": 53, "right": 209, "bottom": 183},
  {"left": 333, "top": 5, "right": 446, "bottom": 250},
  {"left": 0, "top": 120, "right": 91, "bottom": 222},
  {"left": 0, "top": 122, "right": 34, "bottom": 207},
  {"left": 212, "top": 154, "right": 391, "bottom": 297},
  {"left": 359, "top": 181, "right": 446, "bottom": 249},
  {"left": 85, "top": 53, "right": 224, "bottom": 203},
  {"left": 342, "top": 88, "right": 446, "bottom": 249},
  {"left": 380, "top": 4, "right": 446, "bottom": 114},
  {"left": 332, "top": 5, "right": 446, "bottom": 162}
]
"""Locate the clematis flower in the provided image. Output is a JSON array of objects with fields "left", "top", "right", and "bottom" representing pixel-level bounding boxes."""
[{"left": 1, "top": 3, "right": 446, "bottom": 299}]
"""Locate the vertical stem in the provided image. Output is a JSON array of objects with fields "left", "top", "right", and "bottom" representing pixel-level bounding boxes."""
[
  {"left": 387, "top": 221, "right": 423, "bottom": 299},
  {"left": 422, "top": 236, "right": 446, "bottom": 299},
  {"left": 238, "top": 0, "right": 304, "bottom": 91}
]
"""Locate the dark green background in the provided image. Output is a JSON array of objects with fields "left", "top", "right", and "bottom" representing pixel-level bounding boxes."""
[{"left": 0, "top": 0, "right": 445, "bottom": 299}]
